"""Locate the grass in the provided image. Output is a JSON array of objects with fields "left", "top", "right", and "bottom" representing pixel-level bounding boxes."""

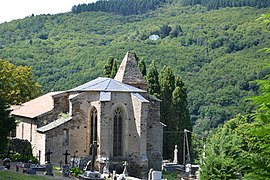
[{"left": 0, "top": 170, "right": 55, "bottom": 180}]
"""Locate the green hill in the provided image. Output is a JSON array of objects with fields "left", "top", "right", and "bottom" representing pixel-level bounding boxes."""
[{"left": 0, "top": 3, "right": 269, "bottom": 134}]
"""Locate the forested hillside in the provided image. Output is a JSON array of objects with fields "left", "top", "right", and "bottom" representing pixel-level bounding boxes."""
[
  {"left": 72, "top": 0, "right": 166, "bottom": 15},
  {"left": 0, "top": 3, "right": 269, "bottom": 134}
]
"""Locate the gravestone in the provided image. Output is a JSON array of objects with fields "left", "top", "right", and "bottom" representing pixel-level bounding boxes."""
[
  {"left": 71, "top": 151, "right": 78, "bottom": 168},
  {"left": 62, "top": 150, "right": 70, "bottom": 177},
  {"left": 79, "top": 157, "right": 84, "bottom": 170},
  {"left": 91, "top": 141, "right": 98, "bottom": 171},
  {"left": 44, "top": 162, "right": 54, "bottom": 176},
  {"left": 152, "top": 171, "right": 162, "bottom": 180},
  {"left": 44, "top": 149, "right": 54, "bottom": 176},
  {"left": 173, "top": 145, "right": 178, "bottom": 164}
]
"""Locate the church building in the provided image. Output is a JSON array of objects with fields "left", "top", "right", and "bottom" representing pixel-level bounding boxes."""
[{"left": 12, "top": 52, "right": 163, "bottom": 177}]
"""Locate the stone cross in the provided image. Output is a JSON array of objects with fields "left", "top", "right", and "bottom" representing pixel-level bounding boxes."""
[
  {"left": 173, "top": 145, "right": 178, "bottom": 164},
  {"left": 63, "top": 150, "right": 71, "bottom": 164},
  {"left": 90, "top": 141, "right": 99, "bottom": 171},
  {"left": 122, "top": 161, "right": 128, "bottom": 176},
  {"left": 45, "top": 149, "right": 53, "bottom": 163}
]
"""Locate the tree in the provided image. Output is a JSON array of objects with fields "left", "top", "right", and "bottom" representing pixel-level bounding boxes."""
[
  {"left": 244, "top": 74, "right": 270, "bottom": 179},
  {"left": 138, "top": 59, "right": 147, "bottom": 76},
  {"left": 199, "top": 67, "right": 270, "bottom": 179},
  {"left": 110, "top": 59, "right": 118, "bottom": 78},
  {"left": 159, "top": 24, "right": 172, "bottom": 38},
  {"left": 0, "top": 60, "right": 42, "bottom": 105},
  {"left": 199, "top": 116, "right": 246, "bottom": 179},
  {"left": 0, "top": 97, "right": 16, "bottom": 153},
  {"left": 103, "top": 56, "right": 115, "bottom": 78},
  {"left": 146, "top": 60, "right": 160, "bottom": 97},
  {"left": 172, "top": 76, "right": 192, "bottom": 164},
  {"left": 159, "top": 65, "right": 175, "bottom": 159}
]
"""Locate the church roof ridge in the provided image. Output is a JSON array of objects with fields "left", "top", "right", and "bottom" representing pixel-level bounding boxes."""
[
  {"left": 69, "top": 77, "right": 146, "bottom": 93},
  {"left": 11, "top": 91, "right": 65, "bottom": 118}
]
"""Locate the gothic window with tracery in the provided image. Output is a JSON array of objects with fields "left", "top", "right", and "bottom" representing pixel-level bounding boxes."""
[
  {"left": 90, "top": 107, "right": 97, "bottom": 155},
  {"left": 113, "top": 107, "right": 122, "bottom": 156}
]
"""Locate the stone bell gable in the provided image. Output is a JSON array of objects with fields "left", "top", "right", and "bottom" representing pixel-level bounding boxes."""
[{"left": 114, "top": 52, "right": 147, "bottom": 91}]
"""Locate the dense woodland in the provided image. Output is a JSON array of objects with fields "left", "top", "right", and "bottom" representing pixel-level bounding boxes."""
[
  {"left": 0, "top": 1, "right": 270, "bottom": 137},
  {"left": 71, "top": 0, "right": 270, "bottom": 16},
  {"left": 72, "top": 0, "right": 166, "bottom": 15},
  {"left": 180, "top": 0, "right": 270, "bottom": 10}
]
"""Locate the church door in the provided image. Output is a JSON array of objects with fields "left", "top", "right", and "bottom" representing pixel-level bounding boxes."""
[{"left": 113, "top": 107, "right": 122, "bottom": 156}]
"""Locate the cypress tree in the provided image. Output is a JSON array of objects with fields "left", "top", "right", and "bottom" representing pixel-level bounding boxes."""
[
  {"left": 138, "top": 59, "right": 147, "bottom": 77},
  {"left": 103, "top": 56, "right": 115, "bottom": 78},
  {"left": 159, "top": 65, "right": 175, "bottom": 159},
  {"left": 110, "top": 59, "right": 118, "bottom": 78},
  {"left": 172, "top": 76, "right": 192, "bottom": 164},
  {"left": 146, "top": 60, "right": 160, "bottom": 97}
]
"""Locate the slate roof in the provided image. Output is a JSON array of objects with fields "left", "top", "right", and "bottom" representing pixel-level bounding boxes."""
[
  {"left": 69, "top": 77, "right": 146, "bottom": 93},
  {"left": 37, "top": 117, "right": 72, "bottom": 133},
  {"left": 131, "top": 93, "right": 149, "bottom": 103},
  {"left": 11, "top": 92, "right": 64, "bottom": 118}
]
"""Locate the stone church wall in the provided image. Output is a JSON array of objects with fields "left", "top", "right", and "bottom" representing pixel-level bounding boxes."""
[
  {"left": 129, "top": 93, "right": 149, "bottom": 178},
  {"left": 36, "top": 93, "right": 69, "bottom": 128},
  {"left": 146, "top": 95, "right": 163, "bottom": 171}
]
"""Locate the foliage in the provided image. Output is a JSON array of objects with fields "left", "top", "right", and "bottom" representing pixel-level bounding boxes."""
[
  {"left": 180, "top": 0, "right": 270, "bottom": 10},
  {"left": 0, "top": 5, "right": 270, "bottom": 134},
  {"left": 9, "top": 138, "right": 32, "bottom": 155},
  {"left": 199, "top": 115, "right": 247, "bottom": 179},
  {"left": 146, "top": 60, "right": 160, "bottom": 97},
  {"left": 10, "top": 153, "right": 38, "bottom": 163},
  {"left": 72, "top": 0, "right": 166, "bottom": 16},
  {"left": 138, "top": 59, "right": 147, "bottom": 76},
  {"left": 103, "top": 56, "right": 115, "bottom": 78},
  {"left": 0, "top": 60, "right": 42, "bottom": 105},
  {"left": 0, "top": 97, "right": 16, "bottom": 154},
  {"left": 200, "top": 64, "right": 270, "bottom": 179},
  {"left": 111, "top": 59, "right": 118, "bottom": 78},
  {"left": 69, "top": 167, "right": 83, "bottom": 177},
  {"left": 158, "top": 66, "right": 191, "bottom": 162},
  {"left": 172, "top": 77, "right": 192, "bottom": 163},
  {"left": 160, "top": 65, "right": 176, "bottom": 158}
]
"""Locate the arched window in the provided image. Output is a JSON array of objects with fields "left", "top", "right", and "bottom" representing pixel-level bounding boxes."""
[
  {"left": 90, "top": 107, "right": 98, "bottom": 155},
  {"left": 63, "top": 129, "right": 69, "bottom": 148},
  {"left": 113, "top": 107, "right": 122, "bottom": 156}
]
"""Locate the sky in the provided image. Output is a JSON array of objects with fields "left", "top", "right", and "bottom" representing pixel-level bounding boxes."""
[{"left": 0, "top": 0, "right": 97, "bottom": 23}]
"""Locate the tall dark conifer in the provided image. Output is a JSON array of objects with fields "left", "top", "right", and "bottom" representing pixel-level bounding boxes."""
[
  {"left": 138, "top": 59, "right": 147, "bottom": 77},
  {"left": 147, "top": 60, "right": 160, "bottom": 97},
  {"left": 172, "top": 76, "right": 192, "bottom": 164},
  {"left": 104, "top": 57, "right": 115, "bottom": 78},
  {"left": 110, "top": 59, "right": 118, "bottom": 78},
  {"left": 159, "top": 65, "right": 175, "bottom": 159},
  {"left": 0, "top": 97, "right": 16, "bottom": 153}
]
